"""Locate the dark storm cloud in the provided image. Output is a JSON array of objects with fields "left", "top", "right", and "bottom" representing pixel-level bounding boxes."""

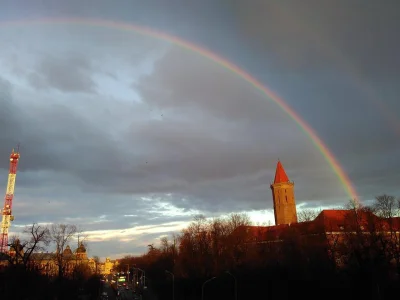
[
  {"left": 0, "top": 77, "right": 13, "bottom": 126},
  {"left": 134, "top": 44, "right": 400, "bottom": 205},
  {"left": 0, "top": 77, "right": 22, "bottom": 159},
  {"left": 0, "top": 96, "right": 116, "bottom": 173},
  {"left": 136, "top": 48, "right": 286, "bottom": 123},
  {"left": 2, "top": 33, "right": 327, "bottom": 211},
  {"left": 229, "top": 0, "right": 400, "bottom": 77},
  {"left": 131, "top": 47, "right": 348, "bottom": 206},
  {"left": 266, "top": 71, "right": 400, "bottom": 199}
]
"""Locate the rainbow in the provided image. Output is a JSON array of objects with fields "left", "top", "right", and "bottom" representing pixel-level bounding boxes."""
[{"left": 0, "top": 18, "right": 359, "bottom": 201}]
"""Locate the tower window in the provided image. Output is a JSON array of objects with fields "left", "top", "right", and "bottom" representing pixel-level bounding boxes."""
[{"left": 285, "top": 195, "right": 288, "bottom": 202}]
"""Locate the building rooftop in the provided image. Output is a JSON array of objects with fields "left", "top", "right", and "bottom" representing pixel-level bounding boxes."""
[{"left": 239, "top": 209, "right": 400, "bottom": 241}]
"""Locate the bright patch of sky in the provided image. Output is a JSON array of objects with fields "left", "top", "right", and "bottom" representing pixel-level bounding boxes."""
[{"left": 85, "top": 221, "right": 188, "bottom": 242}]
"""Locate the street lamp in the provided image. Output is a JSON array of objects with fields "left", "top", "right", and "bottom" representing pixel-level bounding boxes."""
[
  {"left": 125, "top": 264, "right": 130, "bottom": 287},
  {"left": 136, "top": 267, "right": 146, "bottom": 287},
  {"left": 165, "top": 270, "right": 175, "bottom": 300},
  {"left": 131, "top": 267, "right": 136, "bottom": 289},
  {"left": 201, "top": 277, "right": 216, "bottom": 300},
  {"left": 226, "top": 271, "right": 237, "bottom": 300},
  {"left": 131, "top": 267, "right": 138, "bottom": 290}
]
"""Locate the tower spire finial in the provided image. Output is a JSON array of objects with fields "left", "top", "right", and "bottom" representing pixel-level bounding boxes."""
[{"left": 273, "top": 160, "right": 289, "bottom": 184}]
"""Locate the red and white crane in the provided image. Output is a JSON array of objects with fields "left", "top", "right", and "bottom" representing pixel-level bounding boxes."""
[{"left": 0, "top": 147, "right": 20, "bottom": 254}]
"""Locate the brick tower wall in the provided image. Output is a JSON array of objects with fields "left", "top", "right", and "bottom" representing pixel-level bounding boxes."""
[{"left": 271, "top": 181, "right": 298, "bottom": 225}]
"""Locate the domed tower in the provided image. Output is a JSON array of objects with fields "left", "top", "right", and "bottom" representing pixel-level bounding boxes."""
[
  {"left": 270, "top": 160, "right": 298, "bottom": 225},
  {"left": 76, "top": 242, "right": 87, "bottom": 260},
  {"left": 63, "top": 245, "right": 73, "bottom": 256}
]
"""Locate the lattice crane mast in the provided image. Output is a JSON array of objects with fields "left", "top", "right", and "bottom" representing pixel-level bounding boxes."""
[{"left": 0, "top": 148, "right": 20, "bottom": 254}]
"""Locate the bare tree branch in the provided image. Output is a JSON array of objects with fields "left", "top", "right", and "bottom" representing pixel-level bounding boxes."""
[
  {"left": 49, "top": 224, "right": 77, "bottom": 278},
  {"left": 297, "top": 209, "right": 320, "bottom": 222},
  {"left": 373, "top": 194, "right": 399, "bottom": 218},
  {"left": 7, "top": 223, "right": 50, "bottom": 269}
]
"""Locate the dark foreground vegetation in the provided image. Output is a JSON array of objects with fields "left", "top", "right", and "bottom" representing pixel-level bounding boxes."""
[
  {"left": 0, "top": 264, "right": 102, "bottom": 300},
  {"left": 117, "top": 195, "right": 400, "bottom": 300},
  {"left": 0, "top": 223, "right": 102, "bottom": 300}
]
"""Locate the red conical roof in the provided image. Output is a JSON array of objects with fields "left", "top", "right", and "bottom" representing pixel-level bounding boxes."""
[{"left": 273, "top": 160, "right": 290, "bottom": 184}]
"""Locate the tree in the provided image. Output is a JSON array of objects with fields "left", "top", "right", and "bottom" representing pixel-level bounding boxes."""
[
  {"left": 226, "top": 213, "right": 252, "bottom": 234},
  {"left": 372, "top": 194, "right": 400, "bottom": 274},
  {"left": 72, "top": 263, "right": 92, "bottom": 281},
  {"left": 49, "top": 224, "right": 77, "bottom": 278},
  {"left": 340, "top": 199, "right": 394, "bottom": 287},
  {"left": 344, "top": 198, "right": 362, "bottom": 211},
  {"left": 372, "top": 194, "right": 399, "bottom": 219},
  {"left": 297, "top": 209, "right": 320, "bottom": 222},
  {"left": 8, "top": 223, "right": 50, "bottom": 269},
  {"left": 175, "top": 214, "right": 213, "bottom": 278},
  {"left": 92, "top": 255, "right": 100, "bottom": 274}
]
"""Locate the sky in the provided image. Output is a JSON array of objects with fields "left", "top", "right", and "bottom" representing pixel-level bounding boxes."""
[{"left": 0, "top": 0, "right": 399, "bottom": 259}]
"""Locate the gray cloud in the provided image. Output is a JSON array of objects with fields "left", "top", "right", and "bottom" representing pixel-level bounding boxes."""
[
  {"left": 28, "top": 53, "right": 95, "bottom": 93},
  {"left": 135, "top": 48, "right": 287, "bottom": 123}
]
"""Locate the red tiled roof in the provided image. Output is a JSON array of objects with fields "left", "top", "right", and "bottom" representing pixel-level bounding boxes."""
[
  {"left": 238, "top": 209, "right": 400, "bottom": 242},
  {"left": 314, "top": 209, "right": 387, "bottom": 231},
  {"left": 273, "top": 161, "right": 290, "bottom": 184}
]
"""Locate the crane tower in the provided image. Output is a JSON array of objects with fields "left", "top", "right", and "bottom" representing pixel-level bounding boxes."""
[{"left": 0, "top": 148, "right": 20, "bottom": 254}]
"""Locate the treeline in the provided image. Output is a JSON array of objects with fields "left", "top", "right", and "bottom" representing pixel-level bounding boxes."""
[
  {"left": 117, "top": 194, "right": 400, "bottom": 300},
  {"left": 0, "top": 223, "right": 101, "bottom": 300}
]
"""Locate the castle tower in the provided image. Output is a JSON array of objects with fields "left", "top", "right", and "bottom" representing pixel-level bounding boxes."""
[
  {"left": 76, "top": 242, "right": 87, "bottom": 260},
  {"left": 270, "top": 160, "right": 298, "bottom": 225},
  {"left": 63, "top": 245, "right": 73, "bottom": 256}
]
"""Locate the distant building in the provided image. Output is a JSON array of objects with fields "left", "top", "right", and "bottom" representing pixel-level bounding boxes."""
[
  {"left": 0, "top": 240, "right": 120, "bottom": 276},
  {"left": 28, "top": 242, "right": 93, "bottom": 276},
  {"left": 0, "top": 242, "right": 99, "bottom": 276},
  {"left": 97, "top": 257, "right": 119, "bottom": 275}
]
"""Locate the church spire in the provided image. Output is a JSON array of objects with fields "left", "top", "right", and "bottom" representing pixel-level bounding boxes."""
[{"left": 273, "top": 160, "right": 290, "bottom": 184}]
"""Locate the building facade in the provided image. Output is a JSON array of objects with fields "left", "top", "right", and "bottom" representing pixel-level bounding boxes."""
[
  {"left": 1, "top": 241, "right": 120, "bottom": 276},
  {"left": 28, "top": 243, "right": 94, "bottom": 276},
  {"left": 97, "top": 257, "right": 119, "bottom": 275}
]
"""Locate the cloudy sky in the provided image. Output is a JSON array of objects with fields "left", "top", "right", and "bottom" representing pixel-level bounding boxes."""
[{"left": 1, "top": 0, "right": 399, "bottom": 259}]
